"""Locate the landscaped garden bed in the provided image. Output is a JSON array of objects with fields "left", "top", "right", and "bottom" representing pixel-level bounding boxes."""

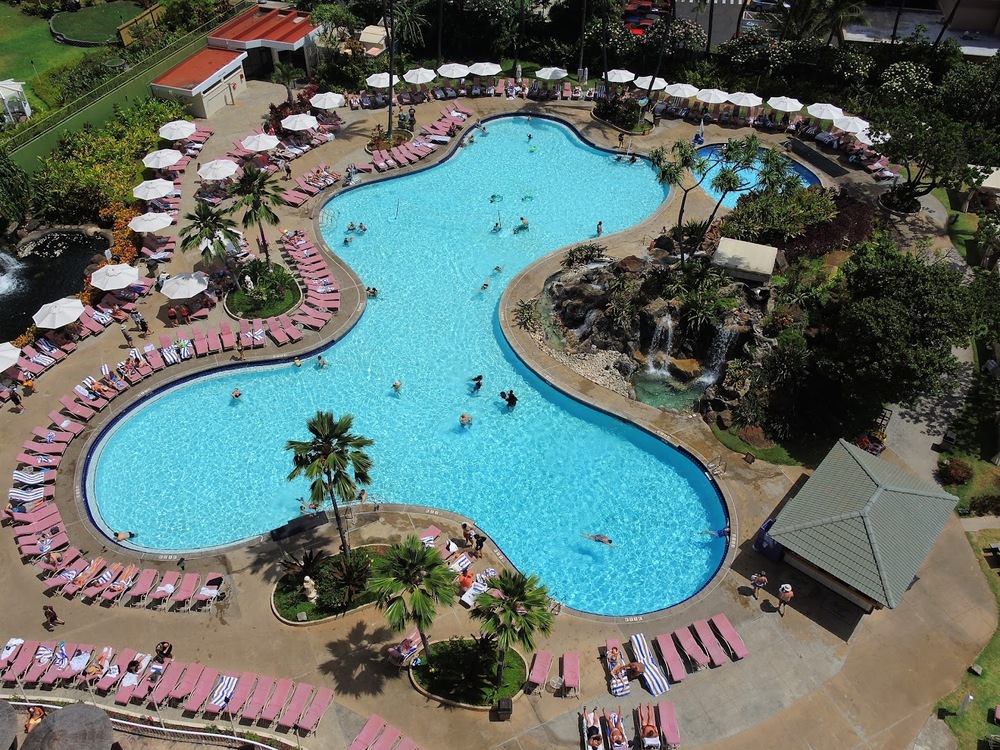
[
  {"left": 272, "top": 546, "right": 385, "bottom": 623},
  {"left": 226, "top": 260, "right": 301, "bottom": 319},
  {"left": 410, "top": 638, "right": 526, "bottom": 707}
]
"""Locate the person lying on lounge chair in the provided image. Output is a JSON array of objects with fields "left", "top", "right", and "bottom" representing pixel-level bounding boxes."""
[
  {"left": 604, "top": 707, "right": 628, "bottom": 750},
  {"left": 612, "top": 661, "right": 644, "bottom": 679},
  {"left": 638, "top": 704, "right": 661, "bottom": 748},
  {"left": 582, "top": 707, "right": 603, "bottom": 749}
]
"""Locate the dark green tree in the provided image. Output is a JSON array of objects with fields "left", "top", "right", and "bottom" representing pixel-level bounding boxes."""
[
  {"left": 178, "top": 201, "right": 241, "bottom": 268},
  {"left": 229, "top": 164, "right": 285, "bottom": 267},
  {"left": 0, "top": 148, "right": 31, "bottom": 231}
]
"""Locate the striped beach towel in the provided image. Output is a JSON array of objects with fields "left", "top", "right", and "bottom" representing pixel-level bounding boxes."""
[
  {"left": 630, "top": 633, "right": 669, "bottom": 696},
  {"left": 53, "top": 641, "right": 69, "bottom": 670},
  {"left": 13, "top": 470, "right": 51, "bottom": 485},
  {"left": 208, "top": 674, "right": 239, "bottom": 710},
  {"left": 161, "top": 346, "right": 180, "bottom": 365},
  {"left": 10, "top": 487, "right": 45, "bottom": 503}
]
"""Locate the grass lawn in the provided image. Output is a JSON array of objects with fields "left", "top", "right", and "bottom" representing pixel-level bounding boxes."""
[
  {"left": 710, "top": 424, "right": 833, "bottom": 468},
  {"left": 50, "top": 2, "right": 143, "bottom": 44},
  {"left": 0, "top": 4, "right": 90, "bottom": 111},
  {"left": 933, "top": 187, "right": 981, "bottom": 265},
  {"left": 938, "top": 529, "right": 1000, "bottom": 746},
  {"left": 940, "top": 453, "right": 1000, "bottom": 513},
  {"left": 411, "top": 639, "right": 526, "bottom": 706}
]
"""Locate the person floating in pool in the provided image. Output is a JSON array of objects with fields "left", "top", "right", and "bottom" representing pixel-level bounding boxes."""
[
  {"left": 115, "top": 531, "right": 137, "bottom": 541},
  {"left": 460, "top": 412, "right": 473, "bottom": 428},
  {"left": 347, "top": 222, "right": 356, "bottom": 232},
  {"left": 494, "top": 265, "right": 504, "bottom": 273},
  {"left": 231, "top": 388, "right": 241, "bottom": 399},
  {"left": 701, "top": 524, "right": 730, "bottom": 539},
  {"left": 500, "top": 390, "right": 518, "bottom": 409},
  {"left": 392, "top": 380, "right": 403, "bottom": 394},
  {"left": 492, "top": 222, "right": 501, "bottom": 233},
  {"left": 584, "top": 533, "right": 613, "bottom": 546},
  {"left": 481, "top": 280, "right": 490, "bottom": 291},
  {"left": 359, "top": 223, "right": 368, "bottom": 233},
  {"left": 317, "top": 355, "right": 326, "bottom": 368},
  {"left": 294, "top": 357, "right": 302, "bottom": 367},
  {"left": 471, "top": 374, "right": 483, "bottom": 392}
]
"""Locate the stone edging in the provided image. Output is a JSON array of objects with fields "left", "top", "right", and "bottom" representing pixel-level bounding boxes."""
[{"left": 406, "top": 640, "right": 526, "bottom": 711}]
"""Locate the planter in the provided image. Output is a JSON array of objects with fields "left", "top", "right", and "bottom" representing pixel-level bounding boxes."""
[
  {"left": 590, "top": 110, "right": 650, "bottom": 137},
  {"left": 364, "top": 129, "right": 414, "bottom": 155},
  {"left": 878, "top": 191, "right": 920, "bottom": 216},
  {"left": 269, "top": 578, "right": 376, "bottom": 626},
  {"left": 407, "top": 639, "right": 526, "bottom": 711}
]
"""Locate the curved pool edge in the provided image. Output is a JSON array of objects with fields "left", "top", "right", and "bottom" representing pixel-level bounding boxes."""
[{"left": 497, "top": 242, "right": 739, "bottom": 622}]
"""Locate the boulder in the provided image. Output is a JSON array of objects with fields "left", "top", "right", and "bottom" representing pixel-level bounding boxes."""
[
  {"left": 717, "top": 409, "right": 733, "bottom": 429},
  {"left": 616, "top": 255, "right": 645, "bottom": 274},
  {"left": 669, "top": 358, "right": 702, "bottom": 381}
]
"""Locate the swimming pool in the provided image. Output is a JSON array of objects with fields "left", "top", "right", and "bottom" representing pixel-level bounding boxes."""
[
  {"left": 88, "top": 115, "right": 728, "bottom": 615},
  {"left": 698, "top": 144, "right": 821, "bottom": 209}
]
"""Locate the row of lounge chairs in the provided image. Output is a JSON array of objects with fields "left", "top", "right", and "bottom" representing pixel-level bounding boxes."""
[
  {"left": 281, "top": 164, "right": 342, "bottom": 207},
  {"left": 525, "top": 649, "right": 580, "bottom": 697},
  {"left": 278, "top": 232, "right": 341, "bottom": 324},
  {"left": 0, "top": 637, "right": 333, "bottom": 735},
  {"left": 161, "top": 319, "right": 265, "bottom": 360},
  {"left": 350, "top": 713, "right": 425, "bottom": 750},
  {"left": 582, "top": 703, "right": 680, "bottom": 750}
]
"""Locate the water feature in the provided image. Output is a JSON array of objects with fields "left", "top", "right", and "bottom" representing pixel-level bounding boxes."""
[
  {"left": 699, "top": 326, "right": 739, "bottom": 384},
  {"left": 645, "top": 314, "right": 674, "bottom": 375},
  {"left": 0, "top": 232, "right": 108, "bottom": 341}
]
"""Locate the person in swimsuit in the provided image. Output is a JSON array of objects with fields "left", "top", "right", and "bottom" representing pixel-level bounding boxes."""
[
  {"left": 638, "top": 704, "right": 661, "bottom": 747},
  {"left": 582, "top": 707, "right": 603, "bottom": 749},
  {"left": 585, "top": 533, "right": 613, "bottom": 545}
]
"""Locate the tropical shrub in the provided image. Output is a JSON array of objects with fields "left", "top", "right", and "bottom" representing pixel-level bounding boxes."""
[
  {"left": 938, "top": 457, "right": 974, "bottom": 486},
  {"left": 594, "top": 97, "right": 642, "bottom": 132},
  {"left": 970, "top": 495, "right": 1000, "bottom": 516},
  {"left": 781, "top": 193, "right": 878, "bottom": 263},
  {"left": 227, "top": 261, "right": 300, "bottom": 317},
  {"left": 562, "top": 242, "right": 608, "bottom": 268}
]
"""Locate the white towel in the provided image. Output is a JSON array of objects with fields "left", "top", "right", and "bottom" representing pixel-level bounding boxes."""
[
  {"left": 120, "top": 672, "right": 140, "bottom": 687},
  {"left": 198, "top": 586, "right": 219, "bottom": 598},
  {"left": 70, "top": 651, "right": 91, "bottom": 671},
  {"left": 156, "top": 583, "right": 175, "bottom": 595},
  {"left": 1, "top": 638, "right": 23, "bottom": 661}
]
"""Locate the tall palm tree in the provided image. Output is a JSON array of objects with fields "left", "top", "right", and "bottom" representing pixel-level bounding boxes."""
[
  {"left": 229, "top": 164, "right": 284, "bottom": 267},
  {"left": 577, "top": 0, "right": 588, "bottom": 76},
  {"left": 436, "top": 0, "right": 445, "bottom": 68},
  {"left": 272, "top": 61, "right": 305, "bottom": 104},
  {"left": 704, "top": 167, "right": 746, "bottom": 228},
  {"left": 382, "top": 0, "right": 397, "bottom": 137},
  {"left": 705, "top": 0, "right": 716, "bottom": 54},
  {"left": 470, "top": 569, "right": 554, "bottom": 684},
  {"left": 285, "top": 411, "right": 374, "bottom": 561},
  {"left": 653, "top": 140, "right": 714, "bottom": 248},
  {"left": 178, "top": 202, "right": 241, "bottom": 268},
  {"left": 369, "top": 535, "right": 458, "bottom": 664},
  {"left": 394, "top": 0, "right": 430, "bottom": 48},
  {"left": 511, "top": 0, "right": 530, "bottom": 80}
]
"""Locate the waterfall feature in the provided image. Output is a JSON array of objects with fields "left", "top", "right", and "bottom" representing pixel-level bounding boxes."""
[
  {"left": 699, "top": 326, "right": 738, "bottom": 384},
  {"left": 646, "top": 315, "right": 674, "bottom": 375},
  {"left": 0, "top": 251, "right": 25, "bottom": 297}
]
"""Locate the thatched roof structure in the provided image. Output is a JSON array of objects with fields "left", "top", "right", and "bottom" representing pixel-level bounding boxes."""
[{"left": 22, "top": 703, "right": 114, "bottom": 750}]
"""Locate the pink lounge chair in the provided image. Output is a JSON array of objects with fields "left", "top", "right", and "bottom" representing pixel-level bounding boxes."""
[
  {"left": 20, "top": 641, "right": 59, "bottom": 685},
  {"left": 654, "top": 633, "right": 687, "bottom": 683},
  {"left": 204, "top": 673, "right": 240, "bottom": 716},
  {"left": 278, "top": 314, "right": 304, "bottom": 342},
  {"left": 219, "top": 320, "right": 237, "bottom": 350},
  {"left": 709, "top": 613, "right": 749, "bottom": 660},
  {"left": 277, "top": 682, "right": 315, "bottom": 729},
  {"left": 206, "top": 328, "right": 222, "bottom": 353},
  {"left": 100, "top": 563, "right": 139, "bottom": 602},
  {"left": 2, "top": 640, "right": 41, "bottom": 684},
  {"left": 526, "top": 649, "right": 554, "bottom": 693},
  {"left": 9, "top": 503, "right": 59, "bottom": 525},
  {"left": 241, "top": 676, "right": 276, "bottom": 721},
  {"left": 95, "top": 648, "right": 137, "bottom": 692},
  {"left": 42, "top": 643, "right": 89, "bottom": 685},
  {"left": 191, "top": 327, "right": 209, "bottom": 357},
  {"left": 259, "top": 678, "right": 294, "bottom": 724},
  {"left": 299, "top": 304, "right": 332, "bottom": 322},
  {"left": 36, "top": 546, "right": 81, "bottom": 573},
  {"left": 149, "top": 660, "right": 186, "bottom": 704},
  {"left": 657, "top": 701, "right": 681, "bottom": 748},
  {"left": 691, "top": 620, "right": 728, "bottom": 667},
  {"left": 143, "top": 344, "right": 165, "bottom": 370},
  {"left": 14, "top": 515, "right": 63, "bottom": 540},
  {"left": 48, "top": 414, "right": 84, "bottom": 435},
  {"left": 370, "top": 726, "right": 402, "bottom": 750},
  {"left": 58, "top": 395, "right": 96, "bottom": 421},
  {"left": 673, "top": 627, "right": 710, "bottom": 671},
  {"left": 183, "top": 667, "right": 220, "bottom": 711},
  {"left": 81, "top": 562, "right": 125, "bottom": 599},
  {"left": 17, "top": 452, "right": 61, "bottom": 469},
  {"left": 281, "top": 190, "right": 310, "bottom": 207},
  {"left": 126, "top": 568, "right": 160, "bottom": 605},
  {"left": 63, "top": 557, "right": 107, "bottom": 597},
  {"left": 264, "top": 317, "right": 290, "bottom": 346},
  {"left": 223, "top": 672, "right": 259, "bottom": 718},
  {"left": 350, "top": 715, "right": 388, "bottom": 750},
  {"left": 149, "top": 570, "right": 181, "bottom": 604},
  {"left": 250, "top": 319, "right": 266, "bottom": 348},
  {"left": 561, "top": 652, "right": 580, "bottom": 697},
  {"left": 170, "top": 572, "right": 202, "bottom": 607},
  {"left": 192, "top": 572, "right": 225, "bottom": 607},
  {"left": 169, "top": 663, "right": 205, "bottom": 702},
  {"left": 19, "top": 531, "right": 69, "bottom": 557},
  {"left": 297, "top": 686, "right": 334, "bottom": 733},
  {"left": 291, "top": 312, "right": 326, "bottom": 330},
  {"left": 43, "top": 558, "right": 88, "bottom": 590}
]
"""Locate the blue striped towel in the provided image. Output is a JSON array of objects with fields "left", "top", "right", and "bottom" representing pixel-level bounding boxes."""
[
  {"left": 630, "top": 633, "right": 669, "bottom": 695},
  {"left": 54, "top": 642, "right": 69, "bottom": 670},
  {"left": 13, "top": 470, "right": 50, "bottom": 485},
  {"left": 209, "top": 674, "right": 239, "bottom": 709}
]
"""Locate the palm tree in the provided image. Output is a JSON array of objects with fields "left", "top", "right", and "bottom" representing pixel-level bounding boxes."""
[
  {"left": 285, "top": 411, "right": 374, "bottom": 561},
  {"left": 705, "top": 0, "right": 715, "bottom": 54},
  {"left": 704, "top": 167, "right": 746, "bottom": 228},
  {"left": 178, "top": 202, "right": 241, "bottom": 268},
  {"left": 577, "top": 0, "right": 588, "bottom": 76},
  {"left": 470, "top": 569, "right": 554, "bottom": 684},
  {"left": 822, "top": 0, "right": 866, "bottom": 45},
  {"left": 369, "top": 535, "right": 458, "bottom": 664},
  {"left": 381, "top": 0, "right": 397, "bottom": 137},
  {"left": 436, "top": 0, "right": 445, "bottom": 68},
  {"left": 394, "top": 0, "right": 430, "bottom": 48},
  {"left": 229, "top": 164, "right": 284, "bottom": 267},
  {"left": 511, "top": 0, "right": 531, "bottom": 81},
  {"left": 272, "top": 61, "right": 305, "bottom": 104}
]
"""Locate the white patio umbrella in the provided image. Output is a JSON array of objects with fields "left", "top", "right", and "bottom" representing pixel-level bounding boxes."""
[
  {"left": 833, "top": 114, "right": 869, "bottom": 133},
  {"left": 366, "top": 72, "right": 399, "bottom": 89},
  {"left": 32, "top": 297, "right": 84, "bottom": 329},
  {"left": 696, "top": 88, "right": 730, "bottom": 104},
  {"left": 198, "top": 159, "right": 238, "bottom": 181},
  {"left": 403, "top": 67, "right": 436, "bottom": 84},
  {"left": 142, "top": 149, "right": 183, "bottom": 169},
  {"left": 606, "top": 69, "right": 635, "bottom": 84},
  {"left": 281, "top": 113, "right": 318, "bottom": 131},
  {"left": 437, "top": 63, "right": 470, "bottom": 79},
  {"left": 158, "top": 120, "right": 196, "bottom": 140},
  {"left": 240, "top": 133, "right": 280, "bottom": 152},
  {"left": 664, "top": 82, "right": 698, "bottom": 97},
  {"left": 806, "top": 102, "right": 843, "bottom": 121},
  {"left": 0, "top": 343, "right": 22, "bottom": 372},
  {"left": 727, "top": 92, "right": 762, "bottom": 108},
  {"left": 634, "top": 76, "right": 668, "bottom": 92},
  {"left": 132, "top": 179, "right": 174, "bottom": 201},
  {"left": 766, "top": 96, "right": 803, "bottom": 112},
  {"left": 854, "top": 130, "right": 875, "bottom": 146},
  {"left": 536, "top": 67, "right": 569, "bottom": 80},
  {"left": 309, "top": 91, "right": 345, "bottom": 109},
  {"left": 468, "top": 62, "right": 502, "bottom": 77},
  {"left": 127, "top": 212, "right": 173, "bottom": 233},
  {"left": 91, "top": 263, "right": 140, "bottom": 292},
  {"left": 161, "top": 272, "right": 209, "bottom": 300}
]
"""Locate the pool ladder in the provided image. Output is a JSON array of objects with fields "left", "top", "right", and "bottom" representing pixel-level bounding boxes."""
[{"left": 707, "top": 456, "right": 727, "bottom": 477}]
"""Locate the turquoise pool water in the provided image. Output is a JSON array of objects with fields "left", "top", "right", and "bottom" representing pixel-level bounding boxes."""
[
  {"left": 88, "top": 116, "right": 728, "bottom": 615},
  {"left": 698, "top": 144, "right": 821, "bottom": 209}
]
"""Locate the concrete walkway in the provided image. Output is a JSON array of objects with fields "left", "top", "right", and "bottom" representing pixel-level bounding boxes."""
[{"left": 0, "top": 81, "right": 995, "bottom": 750}]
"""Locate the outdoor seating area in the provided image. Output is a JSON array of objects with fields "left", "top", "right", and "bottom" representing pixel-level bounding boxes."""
[{"left": 350, "top": 714, "right": 425, "bottom": 750}]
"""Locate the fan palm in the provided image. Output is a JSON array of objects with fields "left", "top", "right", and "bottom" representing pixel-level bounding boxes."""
[
  {"left": 369, "top": 535, "right": 458, "bottom": 664},
  {"left": 705, "top": 167, "right": 746, "bottom": 229},
  {"left": 179, "top": 202, "right": 242, "bottom": 268},
  {"left": 285, "top": 411, "right": 374, "bottom": 561},
  {"left": 229, "top": 164, "right": 284, "bottom": 267},
  {"left": 272, "top": 61, "right": 305, "bottom": 104},
  {"left": 470, "top": 569, "right": 554, "bottom": 684}
]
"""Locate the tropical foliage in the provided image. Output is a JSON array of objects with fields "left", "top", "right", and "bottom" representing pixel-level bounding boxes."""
[
  {"left": 0, "top": 148, "right": 31, "bottom": 230},
  {"left": 230, "top": 165, "right": 285, "bottom": 266}
]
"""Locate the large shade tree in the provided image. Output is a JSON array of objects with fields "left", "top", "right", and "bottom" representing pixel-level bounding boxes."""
[
  {"left": 285, "top": 411, "right": 374, "bottom": 560},
  {"left": 369, "top": 535, "right": 458, "bottom": 664},
  {"left": 229, "top": 164, "right": 285, "bottom": 267}
]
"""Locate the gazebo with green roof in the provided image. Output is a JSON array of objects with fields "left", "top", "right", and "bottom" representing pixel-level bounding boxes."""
[{"left": 768, "top": 439, "right": 957, "bottom": 613}]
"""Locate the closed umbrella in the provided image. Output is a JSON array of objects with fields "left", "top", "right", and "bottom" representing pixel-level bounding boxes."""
[
  {"left": 161, "top": 272, "right": 209, "bottom": 300},
  {"left": 606, "top": 69, "right": 635, "bottom": 83},
  {"left": 142, "top": 149, "right": 183, "bottom": 169},
  {"left": 198, "top": 159, "right": 238, "bottom": 181},
  {"left": 159, "top": 120, "right": 197, "bottom": 140},
  {"left": 437, "top": 63, "right": 470, "bottom": 79},
  {"left": 727, "top": 92, "right": 762, "bottom": 108},
  {"left": 536, "top": 67, "right": 568, "bottom": 80},
  {"left": 127, "top": 212, "right": 173, "bottom": 233},
  {"left": 766, "top": 96, "right": 803, "bottom": 112},
  {"left": 664, "top": 82, "right": 697, "bottom": 97},
  {"left": 696, "top": 88, "right": 730, "bottom": 104},
  {"left": 309, "top": 91, "right": 345, "bottom": 109},
  {"left": 281, "top": 113, "right": 318, "bottom": 131},
  {"left": 366, "top": 72, "right": 399, "bottom": 89},
  {"left": 91, "top": 263, "right": 140, "bottom": 292},
  {"left": 833, "top": 114, "right": 869, "bottom": 133},
  {"left": 403, "top": 67, "right": 436, "bottom": 84},
  {"left": 241, "top": 133, "right": 280, "bottom": 152},
  {"left": 132, "top": 179, "right": 174, "bottom": 201},
  {"left": 806, "top": 102, "right": 843, "bottom": 121},
  {"left": 468, "top": 62, "right": 502, "bottom": 77},
  {"left": 33, "top": 297, "right": 84, "bottom": 329},
  {"left": 0, "top": 343, "right": 22, "bottom": 372}
]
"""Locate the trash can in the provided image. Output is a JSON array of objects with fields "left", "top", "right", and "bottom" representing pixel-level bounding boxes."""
[{"left": 495, "top": 698, "right": 513, "bottom": 721}]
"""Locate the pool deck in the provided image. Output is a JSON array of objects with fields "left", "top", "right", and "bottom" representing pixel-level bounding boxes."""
[{"left": 0, "top": 81, "right": 994, "bottom": 750}]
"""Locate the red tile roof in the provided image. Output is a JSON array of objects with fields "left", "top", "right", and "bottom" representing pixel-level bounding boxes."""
[
  {"left": 209, "top": 7, "right": 317, "bottom": 47},
  {"left": 152, "top": 48, "right": 245, "bottom": 91}
]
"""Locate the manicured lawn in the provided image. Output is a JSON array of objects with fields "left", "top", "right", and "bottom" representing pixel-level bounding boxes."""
[
  {"left": 938, "top": 529, "right": 1000, "bottom": 746},
  {"left": 50, "top": 2, "right": 143, "bottom": 44},
  {"left": 933, "top": 187, "right": 980, "bottom": 265},
  {"left": 0, "top": 4, "right": 90, "bottom": 110},
  {"left": 710, "top": 424, "right": 832, "bottom": 468}
]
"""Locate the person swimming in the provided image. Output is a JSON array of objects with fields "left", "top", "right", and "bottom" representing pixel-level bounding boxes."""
[
  {"left": 493, "top": 265, "right": 503, "bottom": 273},
  {"left": 392, "top": 380, "right": 403, "bottom": 394},
  {"left": 492, "top": 222, "right": 501, "bottom": 232},
  {"left": 500, "top": 390, "right": 518, "bottom": 409},
  {"left": 481, "top": 280, "right": 490, "bottom": 291},
  {"left": 471, "top": 374, "right": 483, "bottom": 391},
  {"left": 366, "top": 287, "right": 379, "bottom": 297},
  {"left": 460, "top": 412, "right": 473, "bottom": 428},
  {"left": 585, "top": 533, "right": 613, "bottom": 545},
  {"left": 231, "top": 388, "right": 241, "bottom": 399}
]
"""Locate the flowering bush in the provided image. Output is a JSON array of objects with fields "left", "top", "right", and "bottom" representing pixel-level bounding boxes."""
[
  {"left": 717, "top": 28, "right": 790, "bottom": 71},
  {"left": 643, "top": 18, "right": 707, "bottom": 55},
  {"left": 831, "top": 47, "right": 874, "bottom": 87},
  {"left": 880, "top": 61, "right": 933, "bottom": 100}
]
